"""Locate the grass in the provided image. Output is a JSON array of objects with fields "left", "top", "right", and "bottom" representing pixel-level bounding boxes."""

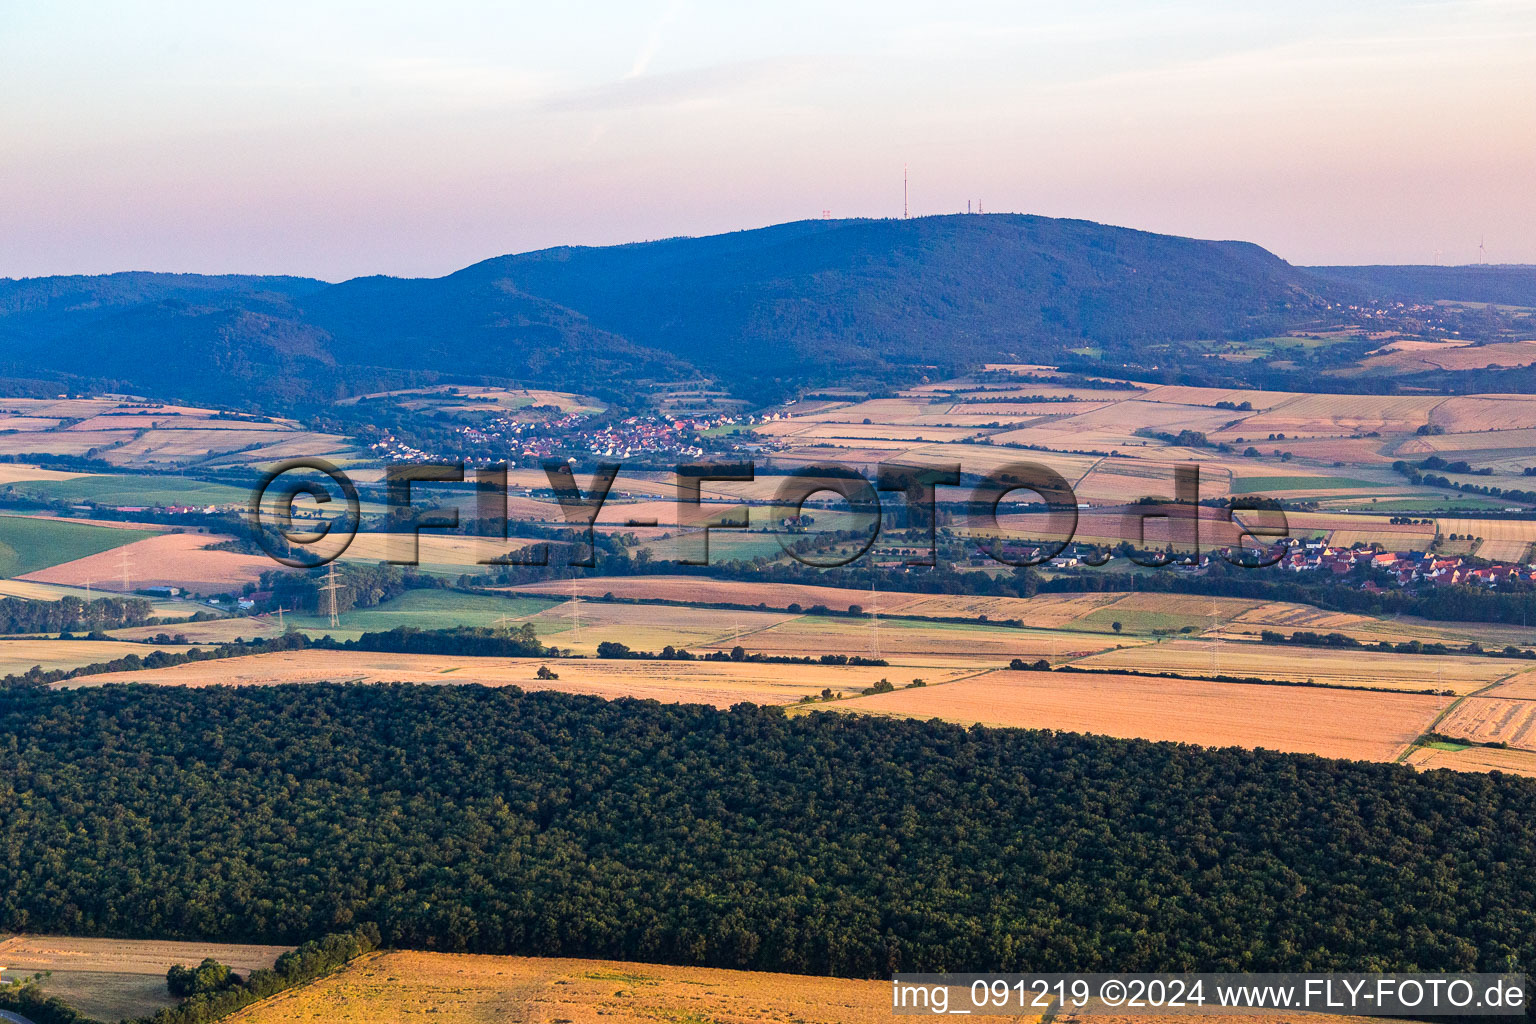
[
  {"left": 1231, "top": 476, "right": 1382, "bottom": 494},
  {"left": 286, "top": 589, "right": 559, "bottom": 639},
  {"left": 0, "top": 515, "right": 157, "bottom": 577},
  {"left": 8, "top": 474, "right": 250, "bottom": 506},
  {"left": 1071, "top": 607, "right": 1214, "bottom": 635}
]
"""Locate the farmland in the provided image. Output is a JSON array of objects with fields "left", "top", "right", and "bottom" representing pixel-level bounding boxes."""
[
  {"left": 0, "top": 638, "right": 194, "bottom": 674},
  {"left": 1433, "top": 693, "right": 1536, "bottom": 749},
  {"left": 20, "top": 530, "right": 271, "bottom": 595},
  {"left": 57, "top": 649, "right": 981, "bottom": 706},
  {"left": 0, "top": 397, "right": 353, "bottom": 470},
  {"left": 1070, "top": 639, "right": 1517, "bottom": 693},
  {"left": 826, "top": 667, "right": 1449, "bottom": 761},
  {"left": 0, "top": 934, "right": 286, "bottom": 1021},
  {"left": 223, "top": 948, "right": 908, "bottom": 1024},
  {"left": 0, "top": 514, "right": 158, "bottom": 577}
]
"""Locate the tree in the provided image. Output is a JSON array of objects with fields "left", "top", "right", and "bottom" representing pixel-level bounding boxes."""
[
  {"left": 167, "top": 958, "right": 235, "bottom": 998},
  {"left": 536, "top": 665, "right": 558, "bottom": 680},
  {"left": 1111, "top": 621, "right": 1123, "bottom": 633}
]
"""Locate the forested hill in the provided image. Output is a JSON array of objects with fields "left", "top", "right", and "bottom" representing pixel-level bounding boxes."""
[
  {"left": 0, "top": 215, "right": 1336, "bottom": 407},
  {"left": 1306, "top": 264, "right": 1536, "bottom": 308}
]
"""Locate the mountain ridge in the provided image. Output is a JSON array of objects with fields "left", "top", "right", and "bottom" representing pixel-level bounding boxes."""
[{"left": 0, "top": 213, "right": 1425, "bottom": 408}]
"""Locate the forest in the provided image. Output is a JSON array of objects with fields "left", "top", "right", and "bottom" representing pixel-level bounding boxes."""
[{"left": 1, "top": 683, "right": 1531, "bottom": 978}]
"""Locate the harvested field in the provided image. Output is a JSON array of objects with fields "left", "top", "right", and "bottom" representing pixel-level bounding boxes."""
[
  {"left": 1435, "top": 696, "right": 1536, "bottom": 749},
  {"left": 1070, "top": 639, "right": 1511, "bottom": 694},
  {"left": 697, "top": 613, "right": 1130, "bottom": 661},
  {"left": 1396, "top": 426, "right": 1536, "bottom": 456},
  {"left": 1434, "top": 517, "right": 1536, "bottom": 562},
  {"left": 0, "top": 934, "right": 286, "bottom": 1022},
  {"left": 525, "top": 600, "right": 798, "bottom": 655},
  {"left": 828, "top": 668, "right": 1447, "bottom": 761},
  {"left": 1064, "top": 593, "right": 1264, "bottom": 634},
  {"left": 1362, "top": 339, "right": 1536, "bottom": 372},
  {"left": 0, "top": 463, "right": 87, "bottom": 484},
  {"left": 1430, "top": 395, "right": 1536, "bottom": 433},
  {"left": 21, "top": 531, "right": 271, "bottom": 594},
  {"left": 112, "top": 616, "right": 287, "bottom": 643},
  {"left": 0, "top": 639, "right": 194, "bottom": 674},
  {"left": 228, "top": 949, "right": 898, "bottom": 1024},
  {"left": 507, "top": 576, "right": 1134, "bottom": 627},
  {"left": 338, "top": 531, "right": 550, "bottom": 569},
  {"left": 57, "top": 649, "right": 980, "bottom": 705},
  {"left": 1136, "top": 385, "right": 1298, "bottom": 409},
  {"left": 1226, "top": 602, "right": 1374, "bottom": 631},
  {"left": 1403, "top": 743, "right": 1536, "bottom": 778},
  {"left": 1226, "top": 394, "right": 1443, "bottom": 437}
]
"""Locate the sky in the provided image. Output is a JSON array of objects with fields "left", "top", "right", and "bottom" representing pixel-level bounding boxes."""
[{"left": 2, "top": 0, "right": 1533, "bottom": 280}]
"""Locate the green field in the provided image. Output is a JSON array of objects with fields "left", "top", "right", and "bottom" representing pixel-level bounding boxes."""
[
  {"left": 0, "top": 515, "right": 157, "bottom": 577},
  {"left": 287, "top": 588, "right": 559, "bottom": 640},
  {"left": 1069, "top": 606, "right": 1230, "bottom": 635},
  {"left": 1231, "top": 476, "right": 1381, "bottom": 494},
  {"left": 6, "top": 474, "right": 250, "bottom": 507}
]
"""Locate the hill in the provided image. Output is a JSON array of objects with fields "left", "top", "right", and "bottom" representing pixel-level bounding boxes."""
[
  {"left": 0, "top": 215, "right": 1337, "bottom": 407},
  {"left": 1307, "top": 264, "right": 1536, "bottom": 307}
]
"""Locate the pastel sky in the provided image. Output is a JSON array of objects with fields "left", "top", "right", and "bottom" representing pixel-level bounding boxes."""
[{"left": 2, "top": 0, "right": 1533, "bottom": 280}]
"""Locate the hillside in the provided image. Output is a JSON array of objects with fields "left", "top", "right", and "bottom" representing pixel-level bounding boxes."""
[
  {"left": 0, "top": 215, "right": 1337, "bottom": 407},
  {"left": 1307, "top": 264, "right": 1536, "bottom": 307}
]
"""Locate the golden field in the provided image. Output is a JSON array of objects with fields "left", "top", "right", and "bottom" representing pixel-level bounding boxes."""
[
  {"left": 1071, "top": 639, "right": 1522, "bottom": 694},
  {"left": 1403, "top": 743, "right": 1536, "bottom": 778},
  {"left": 1434, "top": 695, "right": 1536, "bottom": 749},
  {"left": 0, "top": 638, "right": 195, "bottom": 675},
  {"left": 228, "top": 949, "right": 899, "bottom": 1024},
  {"left": 56, "top": 649, "right": 985, "bottom": 706},
  {"left": 823, "top": 668, "right": 1448, "bottom": 762}
]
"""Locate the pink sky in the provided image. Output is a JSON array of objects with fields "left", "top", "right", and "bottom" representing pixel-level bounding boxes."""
[{"left": 2, "top": 0, "right": 1533, "bottom": 280}]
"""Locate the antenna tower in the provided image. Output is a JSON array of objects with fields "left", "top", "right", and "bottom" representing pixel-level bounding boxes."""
[
  {"left": 903, "top": 164, "right": 908, "bottom": 219},
  {"left": 1478, "top": 237, "right": 1487, "bottom": 264}
]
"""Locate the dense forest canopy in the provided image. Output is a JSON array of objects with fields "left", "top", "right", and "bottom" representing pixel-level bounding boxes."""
[{"left": 2, "top": 683, "right": 1531, "bottom": 978}]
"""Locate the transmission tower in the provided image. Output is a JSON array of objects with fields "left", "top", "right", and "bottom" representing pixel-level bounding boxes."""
[
  {"left": 493, "top": 613, "right": 516, "bottom": 636},
  {"left": 118, "top": 546, "right": 134, "bottom": 591},
  {"left": 870, "top": 579, "right": 881, "bottom": 660},
  {"left": 319, "top": 563, "right": 342, "bottom": 629}
]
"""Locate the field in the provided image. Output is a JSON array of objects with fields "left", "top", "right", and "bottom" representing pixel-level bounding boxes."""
[
  {"left": 1071, "top": 639, "right": 1519, "bottom": 693},
  {"left": 827, "top": 668, "right": 1449, "bottom": 761},
  {"left": 0, "top": 397, "right": 353, "bottom": 469},
  {"left": 1433, "top": 694, "right": 1536, "bottom": 749},
  {"left": 1402, "top": 742, "right": 1536, "bottom": 778},
  {"left": 510, "top": 575, "right": 1137, "bottom": 626},
  {"left": 20, "top": 530, "right": 272, "bottom": 595},
  {"left": 685, "top": 611, "right": 1130, "bottom": 661},
  {"left": 1434, "top": 517, "right": 1536, "bottom": 561},
  {"left": 57, "top": 649, "right": 983, "bottom": 705},
  {"left": 0, "top": 934, "right": 286, "bottom": 1021},
  {"left": 9, "top": 473, "right": 251, "bottom": 507},
  {"left": 284, "top": 589, "right": 558, "bottom": 640},
  {"left": 0, "top": 514, "right": 158, "bottom": 577},
  {"left": 0, "top": 638, "right": 194, "bottom": 674},
  {"left": 228, "top": 949, "right": 897, "bottom": 1024}
]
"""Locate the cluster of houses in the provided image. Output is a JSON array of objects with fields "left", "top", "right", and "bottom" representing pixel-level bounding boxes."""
[
  {"left": 1280, "top": 540, "right": 1536, "bottom": 589},
  {"left": 373, "top": 409, "right": 790, "bottom": 464}
]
